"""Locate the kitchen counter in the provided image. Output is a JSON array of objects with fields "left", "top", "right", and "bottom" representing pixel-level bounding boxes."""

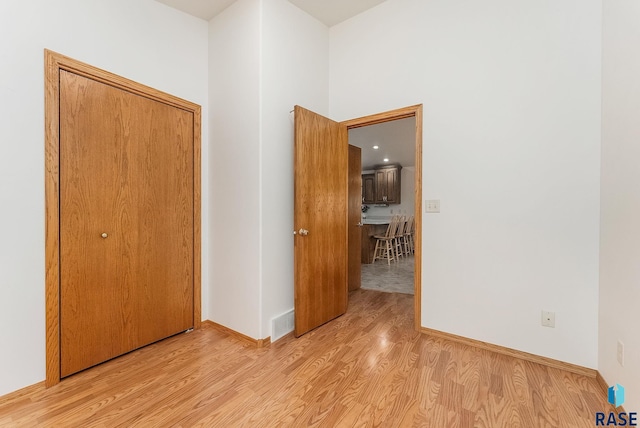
[
  {"left": 362, "top": 218, "right": 390, "bottom": 225},
  {"left": 361, "top": 222, "right": 390, "bottom": 264}
]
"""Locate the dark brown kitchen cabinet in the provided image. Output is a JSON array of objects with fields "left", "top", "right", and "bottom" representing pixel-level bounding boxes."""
[
  {"left": 362, "top": 174, "right": 375, "bottom": 204},
  {"left": 374, "top": 164, "right": 401, "bottom": 204}
]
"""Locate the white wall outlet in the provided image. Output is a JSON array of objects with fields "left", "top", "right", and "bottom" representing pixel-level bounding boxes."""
[
  {"left": 617, "top": 340, "right": 624, "bottom": 367},
  {"left": 541, "top": 311, "right": 555, "bottom": 328},
  {"left": 425, "top": 199, "right": 440, "bottom": 213}
]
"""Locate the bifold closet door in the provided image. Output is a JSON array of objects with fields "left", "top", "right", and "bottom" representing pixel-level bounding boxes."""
[{"left": 59, "top": 70, "right": 194, "bottom": 377}]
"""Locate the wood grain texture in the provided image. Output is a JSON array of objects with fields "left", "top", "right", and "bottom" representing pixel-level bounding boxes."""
[
  {"left": 203, "top": 321, "right": 271, "bottom": 348},
  {"left": 422, "top": 326, "right": 596, "bottom": 378},
  {"left": 342, "top": 104, "right": 423, "bottom": 330},
  {"left": 362, "top": 173, "right": 375, "bottom": 204},
  {"left": 348, "top": 145, "right": 362, "bottom": 291},
  {"left": 361, "top": 223, "right": 388, "bottom": 264},
  {"left": 596, "top": 371, "right": 609, "bottom": 394},
  {"left": 597, "top": 371, "right": 627, "bottom": 414},
  {"left": 374, "top": 165, "right": 401, "bottom": 204},
  {"left": 192, "top": 99, "right": 202, "bottom": 330},
  {"left": 0, "top": 290, "right": 610, "bottom": 427},
  {"left": 59, "top": 71, "right": 194, "bottom": 377},
  {"left": 341, "top": 104, "right": 422, "bottom": 129},
  {"left": 413, "top": 105, "right": 423, "bottom": 331},
  {"left": 294, "top": 106, "right": 349, "bottom": 337},
  {"left": 45, "top": 49, "right": 202, "bottom": 386},
  {"left": 0, "top": 382, "right": 44, "bottom": 407},
  {"left": 44, "top": 49, "right": 62, "bottom": 387}
]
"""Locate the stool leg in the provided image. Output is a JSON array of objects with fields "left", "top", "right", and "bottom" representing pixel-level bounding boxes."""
[{"left": 372, "top": 239, "right": 381, "bottom": 263}]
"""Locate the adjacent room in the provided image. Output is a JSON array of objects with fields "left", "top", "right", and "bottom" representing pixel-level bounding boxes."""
[{"left": 350, "top": 117, "right": 417, "bottom": 296}]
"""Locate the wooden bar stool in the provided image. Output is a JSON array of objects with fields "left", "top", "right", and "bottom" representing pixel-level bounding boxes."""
[
  {"left": 372, "top": 217, "right": 399, "bottom": 265},
  {"left": 403, "top": 216, "right": 414, "bottom": 255},
  {"left": 394, "top": 215, "right": 406, "bottom": 259}
]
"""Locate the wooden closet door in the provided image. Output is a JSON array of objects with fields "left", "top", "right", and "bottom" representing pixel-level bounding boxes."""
[{"left": 59, "top": 70, "right": 194, "bottom": 377}]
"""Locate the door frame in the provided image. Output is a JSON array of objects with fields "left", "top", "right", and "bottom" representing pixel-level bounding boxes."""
[
  {"left": 44, "top": 50, "right": 202, "bottom": 386},
  {"left": 341, "top": 105, "right": 423, "bottom": 330}
]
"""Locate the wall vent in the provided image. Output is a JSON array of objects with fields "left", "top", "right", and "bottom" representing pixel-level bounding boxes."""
[{"left": 272, "top": 309, "right": 294, "bottom": 342}]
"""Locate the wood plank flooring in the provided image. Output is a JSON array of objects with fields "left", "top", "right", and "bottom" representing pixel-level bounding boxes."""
[{"left": 0, "top": 290, "right": 611, "bottom": 427}]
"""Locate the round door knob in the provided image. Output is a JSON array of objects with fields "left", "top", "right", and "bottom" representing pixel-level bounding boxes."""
[
  {"left": 101, "top": 233, "right": 108, "bottom": 238},
  {"left": 298, "top": 228, "right": 309, "bottom": 236}
]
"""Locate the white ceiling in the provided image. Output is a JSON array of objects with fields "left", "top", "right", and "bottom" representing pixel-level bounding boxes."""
[
  {"left": 155, "top": 0, "right": 236, "bottom": 21},
  {"left": 348, "top": 117, "right": 416, "bottom": 170},
  {"left": 154, "top": 0, "right": 387, "bottom": 26},
  {"left": 287, "top": 0, "right": 387, "bottom": 27}
]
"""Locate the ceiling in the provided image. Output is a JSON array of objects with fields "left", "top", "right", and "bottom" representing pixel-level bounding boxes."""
[
  {"left": 348, "top": 117, "right": 416, "bottom": 170},
  {"left": 155, "top": 0, "right": 236, "bottom": 21},
  {"left": 287, "top": 0, "right": 387, "bottom": 27},
  {"left": 155, "top": 0, "right": 387, "bottom": 26},
  {"left": 154, "top": 0, "right": 407, "bottom": 167}
]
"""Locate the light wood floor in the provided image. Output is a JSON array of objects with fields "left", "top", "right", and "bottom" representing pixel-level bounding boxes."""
[{"left": 0, "top": 290, "right": 610, "bottom": 427}]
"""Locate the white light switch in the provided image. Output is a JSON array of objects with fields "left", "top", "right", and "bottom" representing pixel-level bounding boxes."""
[{"left": 425, "top": 200, "right": 440, "bottom": 213}]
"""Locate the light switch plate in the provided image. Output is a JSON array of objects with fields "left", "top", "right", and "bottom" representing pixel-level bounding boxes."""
[
  {"left": 425, "top": 199, "right": 440, "bottom": 213},
  {"left": 617, "top": 340, "right": 624, "bottom": 367}
]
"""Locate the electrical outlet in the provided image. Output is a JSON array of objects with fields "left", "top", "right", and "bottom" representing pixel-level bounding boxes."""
[
  {"left": 541, "top": 311, "right": 555, "bottom": 328},
  {"left": 617, "top": 340, "right": 624, "bottom": 367}
]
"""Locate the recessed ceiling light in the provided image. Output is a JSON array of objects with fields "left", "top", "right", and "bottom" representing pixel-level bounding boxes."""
[
  {"left": 383, "top": 158, "right": 389, "bottom": 162},
  {"left": 373, "top": 145, "right": 379, "bottom": 150}
]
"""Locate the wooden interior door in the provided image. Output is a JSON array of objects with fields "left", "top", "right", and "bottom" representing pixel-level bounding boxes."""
[
  {"left": 348, "top": 145, "right": 362, "bottom": 291},
  {"left": 59, "top": 70, "right": 194, "bottom": 377},
  {"left": 294, "top": 106, "right": 348, "bottom": 337}
]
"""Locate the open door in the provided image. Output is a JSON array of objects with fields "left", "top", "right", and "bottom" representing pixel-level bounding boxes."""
[
  {"left": 294, "top": 106, "right": 348, "bottom": 337},
  {"left": 348, "top": 145, "right": 362, "bottom": 291}
]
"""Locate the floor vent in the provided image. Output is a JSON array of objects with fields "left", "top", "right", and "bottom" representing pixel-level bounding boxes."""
[{"left": 272, "top": 310, "right": 294, "bottom": 342}]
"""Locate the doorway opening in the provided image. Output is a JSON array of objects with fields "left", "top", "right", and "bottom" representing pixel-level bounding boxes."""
[
  {"left": 342, "top": 105, "right": 423, "bottom": 330},
  {"left": 293, "top": 105, "right": 422, "bottom": 336}
]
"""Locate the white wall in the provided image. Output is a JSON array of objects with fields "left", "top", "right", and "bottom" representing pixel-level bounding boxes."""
[
  {"left": 208, "top": 0, "right": 329, "bottom": 339},
  {"left": 330, "top": 0, "right": 601, "bottom": 367},
  {"left": 600, "top": 0, "right": 640, "bottom": 411},
  {"left": 209, "top": 0, "right": 262, "bottom": 338},
  {"left": 260, "top": 0, "right": 329, "bottom": 337},
  {"left": 0, "top": 0, "right": 209, "bottom": 397}
]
